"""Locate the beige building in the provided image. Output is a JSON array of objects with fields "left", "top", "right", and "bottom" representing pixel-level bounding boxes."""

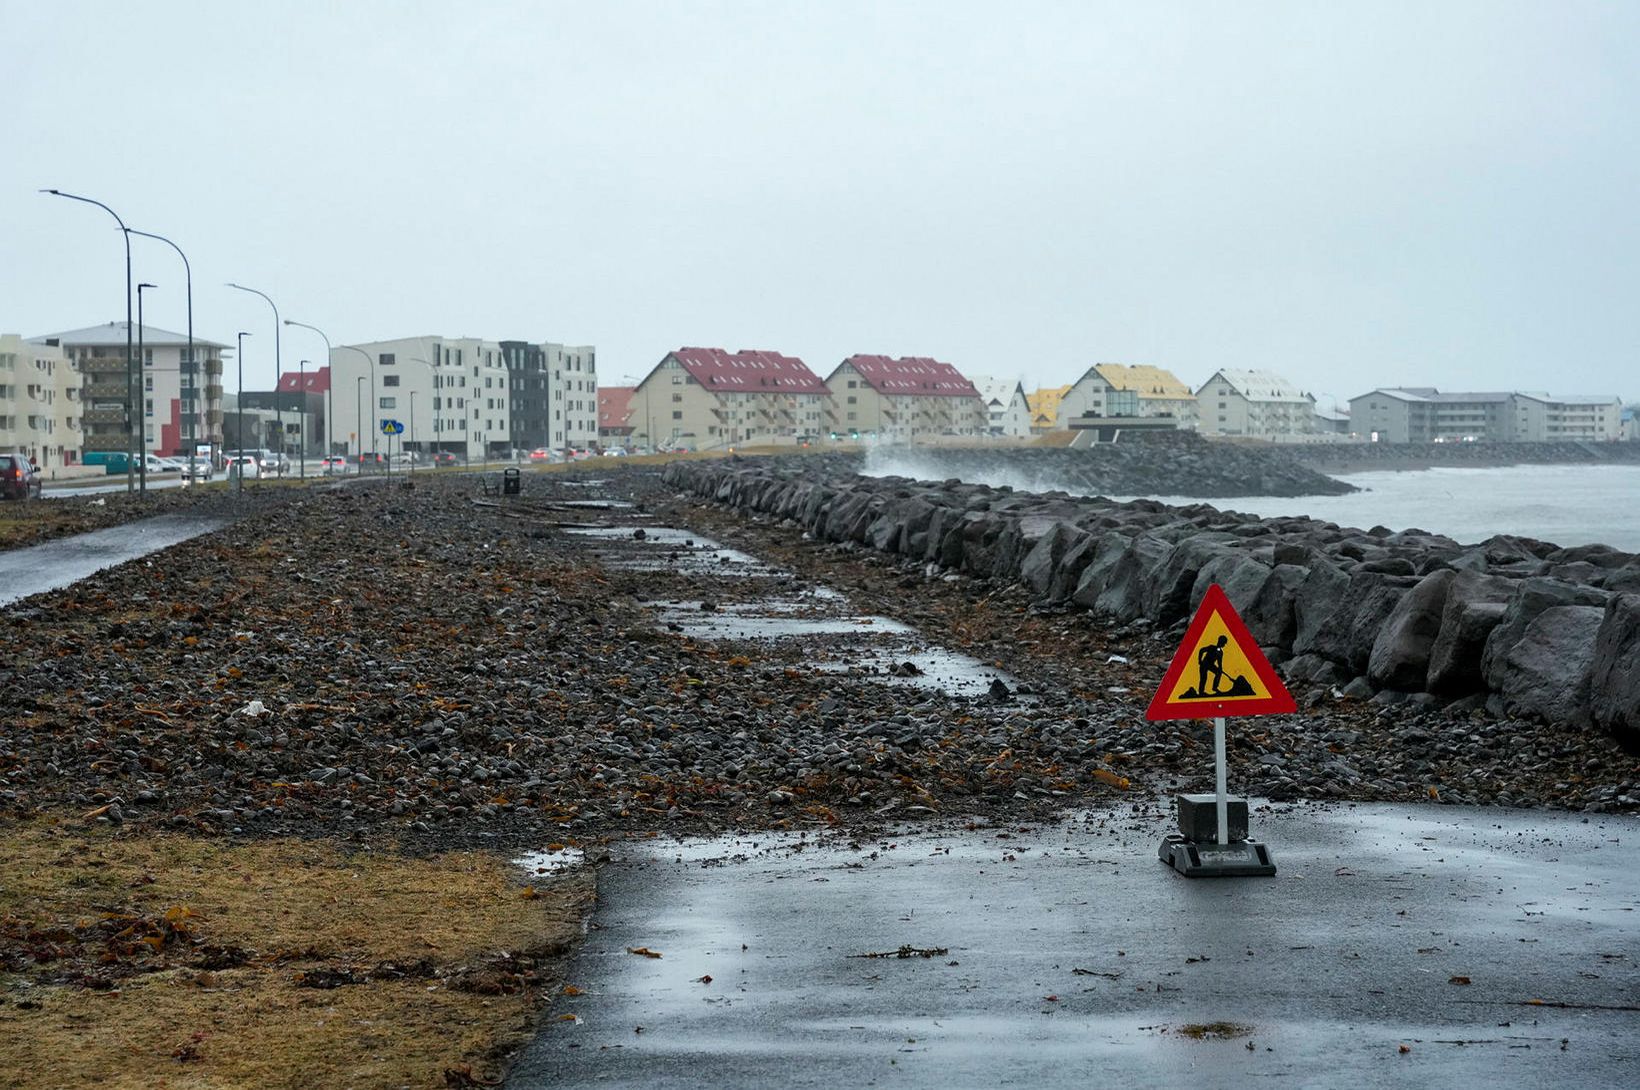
[
  {"left": 969, "top": 375, "right": 1032, "bottom": 437},
  {"left": 31, "top": 322, "right": 226, "bottom": 458},
  {"left": 1195, "top": 368, "right": 1316, "bottom": 439},
  {"left": 1093, "top": 363, "right": 1198, "bottom": 429},
  {"left": 1056, "top": 367, "right": 1118, "bottom": 428},
  {"left": 1511, "top": 392, "right": 1622, "bottom": 441},
  {"left": 1025, "top": 385, "right": 1072, "bottom": 432},
  {"left": 1349, "top": 388, "right": 1624, "bottom": 443},
  {"left": 0, "top": 334, "right": 82, "bottom": 469},
  {"left": 824, "top": 355, "right": 985, "bottom": 441},
  {"left": 627, "top": 347, "right": 829, "bottom": 450}
]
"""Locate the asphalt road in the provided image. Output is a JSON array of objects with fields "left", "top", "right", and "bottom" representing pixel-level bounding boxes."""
[{"left": 510, "top": 801, "right": 1640, "bottom": 1089}]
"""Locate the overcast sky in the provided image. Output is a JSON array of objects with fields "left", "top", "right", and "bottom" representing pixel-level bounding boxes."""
[{"left": 4, "top": 1, "right": 1637, "bottom": 401}]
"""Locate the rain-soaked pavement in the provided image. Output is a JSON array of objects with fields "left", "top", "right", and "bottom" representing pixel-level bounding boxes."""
[
  {"left": 511, "top": 802, "right": 1640, "bottom": 1088},
  {"left": 0, "top": 514, "right": 227, "bottom": 607}
]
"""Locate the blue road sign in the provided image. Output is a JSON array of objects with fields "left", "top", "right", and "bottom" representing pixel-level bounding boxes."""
[{"left": 380, "top": 419, "right": 404, "bottom": 435}]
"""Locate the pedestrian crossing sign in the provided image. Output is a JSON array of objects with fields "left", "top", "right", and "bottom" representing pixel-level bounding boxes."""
[{"left": 1145, "top": 583, "right": 1296, "bottom": 720}]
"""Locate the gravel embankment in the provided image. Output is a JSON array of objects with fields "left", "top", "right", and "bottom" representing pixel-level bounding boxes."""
[{"left": 1, "top": 467, "right": 1632, "bottom": 853}]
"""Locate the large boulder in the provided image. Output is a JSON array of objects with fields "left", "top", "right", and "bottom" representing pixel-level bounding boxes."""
[
  {"left": 1498, "top": 605, "right": 1606, "bottom": 726},
  {"left": 1093, "top": 535, "right": 1175, "bottom": 622},
  {"left": 1070, "top": 532, "right": 1140, "bottom": 609},
  {"left": 1424, "top": 571, "right": 1518, "bottom": 694},
  {"left": 1019, "top": 521, "right": 1084, "bottom": 598},
  {"left": 1367, "top": 569, "right": 1455, "bottom": 690},
  {"left": 1589, "top": 594, "right": 1640, "bottom": 752},
  {"left": 1294, "top": 568, "right": 1416, "bottom": 675},
  {"left": 1480, "top": 578, "right": 1611, "bottom": 693}
]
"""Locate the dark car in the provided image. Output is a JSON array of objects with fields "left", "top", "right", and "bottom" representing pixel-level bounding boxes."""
[
  {"left": 354, "top": 452, "right": 387, "bottom": 471},
  {"left": 0, "top": 454, "right": 42, "bottom": 500},
  {"left": 433, "top": 451, "right": 459, "bottom": 467}
]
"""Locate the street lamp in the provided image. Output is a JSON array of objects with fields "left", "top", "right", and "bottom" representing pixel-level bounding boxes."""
[
  {"left": 128, "top": 228, "right": 197, "bottom": 479},
  {"left": 355, "top": 377, "right": 368, "bottom": 469},
  {"left": 284, "top": 319, "right": 335, "bottom": 457},
  {"left": 226, "top": 282, "right": 282, "bottom": 466},
  {"left": 41, "top": 188, "right": 135, "bottom": 493},
  {"left": 235, "top": 331, "right": 251, "bottom": 497},
  {"left": 294, "top": 359, "right": 309, "bottom": 479},
  {"left": 399, "top": 356, "right": 437, "bottom": 467},
  {"left": 136, "top": 282, "right": 157, "bottom": 494},
  {"left": 334, "top": 345, "right": 378, "bottom": 462}
]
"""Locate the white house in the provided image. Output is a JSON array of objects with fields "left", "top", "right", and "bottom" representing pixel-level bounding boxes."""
[
  {"left": 968, "top": 375, "right": 1032, "bottom": 437},
  {"left": 1196, "top": 368, "right": 1316, "bottom": 439}
]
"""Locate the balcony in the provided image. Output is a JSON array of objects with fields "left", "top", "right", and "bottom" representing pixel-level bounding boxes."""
[{"left": 82, "top": 407, "right": 128, "bottom": 426}]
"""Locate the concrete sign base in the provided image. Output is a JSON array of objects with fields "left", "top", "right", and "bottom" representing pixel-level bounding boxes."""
[{"left": 1158, "top": 833, "right": 1277, "bottom": 877}]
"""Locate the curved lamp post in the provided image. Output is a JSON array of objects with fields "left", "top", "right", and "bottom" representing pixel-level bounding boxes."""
[
  {"left": 128, "top": 228, "right": 197, "bottom": 478},
  {"left": 226, "top": 283, "right": 282, "bottom": 467},
  {"left": 234, "top": 331, "right": 251, "bottom": 497},
  {"left": 334, "top": 345, "right": 378, "bottom": 462},
  {"left": 136, "top": 282, "right": 157, "bottom": 493},
  {"left": 284, "top": 319, "right": 335, "bottom": 458},
  {"left": 40, "top": 188, "right": 135, "bottom": 493},
  {"left": 355, "top": 377, "right": 368, "bottom": 468}
]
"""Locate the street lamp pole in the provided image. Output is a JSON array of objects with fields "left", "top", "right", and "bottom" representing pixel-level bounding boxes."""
[
  {"left": 136, "top": 282, "right": 156, "bottom": 494},
  {"left": 226, "top": 283, "right": 282, "bottom": 467},
  {"left": 355, "top": 377, "right": 367, "bottom": 468},
  {"left": 335, "top": 345, "right": 378, "bottom": 463},
  {"left": 400, "top": 356, "right": 437, "bottom": 467},
  {"left": 284, "top": 320, "right": 335, "bottom": 457},
  {"left": 235, "top": 331, "right": 251, "bottom": 497},
  {"left": 41, "top": 188, "right": 135, "bottom": 493},
  {"left": 128, "top": 229, "right": 196, "bottom": 479},
  {"left": 296, "top": 360, "right": 309, "bottom": 479}
]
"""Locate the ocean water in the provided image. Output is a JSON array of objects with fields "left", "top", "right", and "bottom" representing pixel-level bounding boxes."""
[{"left": 1133, "top": 464, "right": 1640, "bottom": 552}]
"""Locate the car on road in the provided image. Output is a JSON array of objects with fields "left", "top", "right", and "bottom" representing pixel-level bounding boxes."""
[
  {"left": 528, "top": 447, "right": 552, "bottom": 462},
  {"left": 354, "top": 452, "right": 386, "bottom": 472},
  {"left": 224, "top": 454, "right": 261, "bottom": 479},
  {"left": 0, "top": 454, "right": 42, "bottom": 500},
  {"left": 320, "top": 455, "right": 349, "bottom": 475},
  {"left": 433, "top": 451, "right": 459, "bottom": 467},
  {"left": 178, "top": 457, "right": 213, "bottom": 481},
  {"left": 259, "top": 452, "right": 290, "bottom": 477},
  {"left": 145, "top": 454, "right": 181, "bottom": 475}
]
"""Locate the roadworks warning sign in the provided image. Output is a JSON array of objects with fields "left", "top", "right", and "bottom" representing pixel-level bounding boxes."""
[{"left": 1145, "top": 583, "right": 1296, "bottom": 720}]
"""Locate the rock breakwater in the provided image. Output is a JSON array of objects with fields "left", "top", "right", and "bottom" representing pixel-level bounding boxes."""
[{"left": 665, "top": 459, "right": 1640, "bottom": 752}]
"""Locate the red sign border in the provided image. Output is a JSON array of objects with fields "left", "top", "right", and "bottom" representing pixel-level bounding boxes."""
[{"left": 1144, "top": 583, "right": 1297, "bottom": 720}]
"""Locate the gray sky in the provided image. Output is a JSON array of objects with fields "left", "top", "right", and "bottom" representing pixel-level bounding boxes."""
[{"left": 5, "top": 1, "right": 1637, "bottom": 401}]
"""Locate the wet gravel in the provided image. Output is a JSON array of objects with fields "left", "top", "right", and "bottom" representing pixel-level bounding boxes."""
[{"left": 0, "top": 467, "right": 1633, "bottom": 854}]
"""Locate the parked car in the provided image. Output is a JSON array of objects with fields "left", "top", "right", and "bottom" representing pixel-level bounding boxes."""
[
  {"left": 433, "top": 451, "right": 460, "bottom": 467},
  {"left": 528, "top": 447, "right": 552, "bottom": 462},
  {"left": 0, "top": 454, "right": 42, "bottom": 500},
  {"left": 144, "top": 454, "right": 180, "bottom": 474}
]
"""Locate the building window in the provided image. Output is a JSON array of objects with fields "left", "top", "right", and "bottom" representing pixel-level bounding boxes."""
[
  {"left": 380, "top": 353, "right": 396, "bottom": 366},
  {"left": 672, "top": 410, "right": 682, "bottom": 420},
  {"left": 379, "top": 397, "right": 396, "bottom": 409},
  {"left": 383, "top": 374, "right": 400, "bottom": 387}
]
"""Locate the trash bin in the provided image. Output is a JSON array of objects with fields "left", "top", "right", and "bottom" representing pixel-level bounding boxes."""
[{"left": 502, "top": 467, "right": 521, "bottom": 496}]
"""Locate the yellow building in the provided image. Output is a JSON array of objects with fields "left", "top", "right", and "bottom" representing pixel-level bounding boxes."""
[{"left": 1025, "top": 385, "right": 1072, "bottom": 432}]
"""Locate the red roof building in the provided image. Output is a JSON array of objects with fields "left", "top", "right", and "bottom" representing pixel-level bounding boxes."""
[
  {"left": 629, "top": 348, "right": 830, "bottom": 450},
  {"left": 599, "top": 385, "right": 635, "bottom": 438},
  {"left": 824, "top": 355, "right": 987, "bottom": 441}
]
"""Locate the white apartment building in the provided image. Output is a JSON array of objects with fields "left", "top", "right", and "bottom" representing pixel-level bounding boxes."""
[
  {"left": 1349, "top": 388, "right": 1624, "bottom": 442},
  {"left": 329, "top": 336, "right": 512, "bottom": 457},
  {"left": 30, "top": 322, "right": 226, "bottom": 458},
  {"left": 628, "top": 347, "right": 829, "bottom": 450},
  {"left": 542, "top": 342, "right": 598, "bottom": 452},
  {"left": 1195, "top": 368, "right": 1316, "bottom": 439},
  {"left": 1511, "top": 393, "right": 1622, "bottom": 441},
  {"left": 1056, "top": 367, "right": 1116, "bottom": 427},
  {"left": 0, "top": 334, "right": 82, "bottom": 469},
  {"left": 969, "top": 375, "right": 1032, "bottom": 437}
]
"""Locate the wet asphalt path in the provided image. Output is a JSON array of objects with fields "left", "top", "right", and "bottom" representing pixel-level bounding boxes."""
[
  {"left": 0, "top": 514, "right": 228, "bottom": 607},
  {"left": 510, "top": 802, "right": 1640, "bottom": 1089}
]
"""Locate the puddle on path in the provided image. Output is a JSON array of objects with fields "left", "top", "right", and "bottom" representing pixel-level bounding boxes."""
[
  {"left": 516, "top": 845, "right": 587, "bottom": 874},
  {"left": 564, "top": 525, "right": 775, "bottom": 575}
]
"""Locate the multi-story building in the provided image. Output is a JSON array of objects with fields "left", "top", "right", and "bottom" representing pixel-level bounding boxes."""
[
  {"left": 1195, "top": 369, "right": 1316, "bottom": 439},
  {"left": 273, "top": 368, "right": 332, "bottom": 455},
  {"left": 1056, "top": 368, "right": 1117, "bottom": 428},
  {"left": 823, "top": 355, "right": 985, "bottom": 442},
  {"left": 598, "top": 385, "right": 635, "bottom": 444},
  {"left": 968, "top": 376, "right": 1032, "bottom": 438},
  {"left": 628, "top": 347, "right": 829, "bottom": 450},
  {"left": 1093, "top": 363, "right": 1198, "bottom": 429},
  {"left": 30, "top": 321, "right": 226, "bottom": 458},
  {"left": 0, "top": 334, "right": 82, "bottom": 470},
  {"left": 542, "top": 342, "right": 598, "bottom": 453},
  {"left": 1025, "top": 385, "right": 1072, "bottom": 432},
  {"left": 1350, "top": 388, "right": 1624, "bottom": 442},
  {"left": 328, "top": 336, "right": 519, "bottom": 458}
]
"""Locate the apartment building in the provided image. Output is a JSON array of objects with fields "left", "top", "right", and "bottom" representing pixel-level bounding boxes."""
[
  {"left": 823, "top": 355, "right": 985, "bottom": 441},
  {"left": 1025, "top": 385, "right": 1072, "bottom": 432},
  {"left": 598, "top": 385, "right": 635, "bottom": 443},
  {"left": 1056, "top": 368, "right": 1117, "bottom": 427},
  {"left": 969, "top": 376, "right": 1032, "bottom": 438},
  {"left": 1350, "top": 388, "right": 1624, "bottom": 442},
  {"left": 1093, "top": 363, "right": 1199, "bottom": 429},
  {"left": 30, "top": 321, "right": 226, "bottom": 458},
  {"left": 1195, "top": 369, "right": 1316, "bottom": 439},
  {"left": 541, "top": 342, "right": 598, "bottom": 452},
  {"left": 329, "top": 336, "right": 519, "bottom": 457},
  {"left": 0, "top": 334, "right": 82, "bottom": 469},
  {"left": 628, "top": 347, "right": 829, "bottom": 450}
]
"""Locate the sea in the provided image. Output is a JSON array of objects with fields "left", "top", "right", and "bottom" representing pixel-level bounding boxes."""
[{"left": 1133, "top": 464, "right": 1640, "bottom": 552}]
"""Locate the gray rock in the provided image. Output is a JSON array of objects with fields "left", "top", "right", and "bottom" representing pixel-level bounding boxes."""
[
  {"left": 1425, "top": 571, "right": 1518, "bottom": 694},
  {"left": 1589, "top": 593, "right": 1640, "bottom": 750},
  {"left": 1367, "top": 569, "right": 1455, "bottom": 690},
  {"left": 1498, "top": 605, "right": 1606, "bottom": 726},
  {"left": 1481, "top": 578, "right": 1611, "bottom": 693}
]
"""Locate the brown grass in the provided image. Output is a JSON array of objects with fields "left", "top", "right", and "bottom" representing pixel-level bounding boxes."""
[{"left": 0, "top": 818, "right": 592, "bottom": 1088}]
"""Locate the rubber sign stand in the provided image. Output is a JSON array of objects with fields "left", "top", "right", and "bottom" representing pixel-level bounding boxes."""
[{"left": 1147, "top": 585, "right": 1293, "bottom": 878}]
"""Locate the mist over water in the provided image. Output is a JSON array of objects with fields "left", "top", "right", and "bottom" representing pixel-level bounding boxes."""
[{"left": 860, "top": 450, "right": 1640, "bottom": 551}]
